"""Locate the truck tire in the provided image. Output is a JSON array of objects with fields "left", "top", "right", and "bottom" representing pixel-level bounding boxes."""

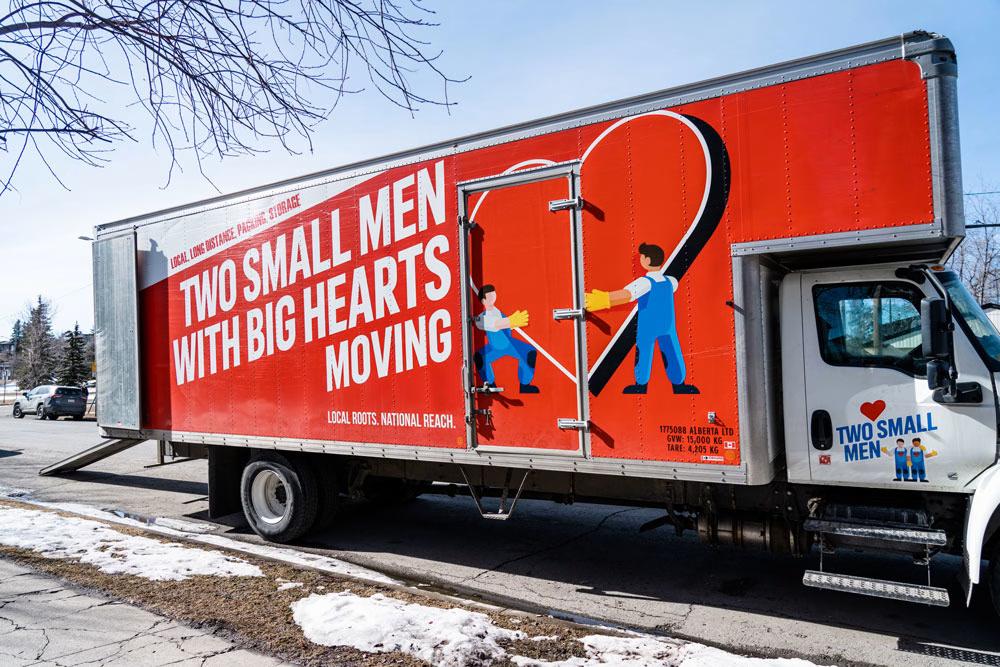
[
  {"left": 12, "top": 405, "right": 22, "bottom": 419},
  {"left": 312, "top": 468, "right": 342, "bottom": 532},
  {"left": 240, "top": 453, "right": 318, "bottom": 543},
  {"left": 36, "top": 406, "right": 46, "bottom": 420}
]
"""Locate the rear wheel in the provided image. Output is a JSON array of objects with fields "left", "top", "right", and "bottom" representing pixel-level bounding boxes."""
[
  {"left": 35, "top": 405, "right": 46, "bottom": 420},
  {"left": 12, "top": 405, "right": 22, "bottom": 419},
  {"left": 240, "top": 453, "right": 318, "bottom": 543}
]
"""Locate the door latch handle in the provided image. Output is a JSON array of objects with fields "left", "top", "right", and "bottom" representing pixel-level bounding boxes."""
[
  {"left": 472, "top": 384, "right": 504, "bottom": 394},
  {"left": 810, "top": 410, "right": 833, "bottom": 450},
  {"left": 552, "top": 308, "right": 583, "bottom": 321},
  {"left": 557, "top": 418, "right": 587, "bottom": 431},
  {"left": 548, "top": 197, "right": 583, "bottom": 212}
]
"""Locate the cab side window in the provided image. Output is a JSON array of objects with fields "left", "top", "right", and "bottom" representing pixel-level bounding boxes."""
[{"left": 812, "top": 282, "right": 927, "bottom": 377}]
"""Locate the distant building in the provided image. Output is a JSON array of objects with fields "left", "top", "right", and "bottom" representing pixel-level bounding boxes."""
[{"left": 0, "top": 340, "right": 13, "bottom": 386}]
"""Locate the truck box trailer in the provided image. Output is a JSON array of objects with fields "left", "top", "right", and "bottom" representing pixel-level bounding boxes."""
[{"left": 77, "top": 31, "right": 1000, "bottom": 614}]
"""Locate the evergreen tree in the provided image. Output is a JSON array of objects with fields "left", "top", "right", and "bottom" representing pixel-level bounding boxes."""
[
  {"left": 58, "top": 323, "right": 90, "bottom": 386},
  {"left": 13, "top": 297, "right": 58, "bottom": 389},
  {"left": 10, "top": 320, "right": 22, "bottom": 351}
]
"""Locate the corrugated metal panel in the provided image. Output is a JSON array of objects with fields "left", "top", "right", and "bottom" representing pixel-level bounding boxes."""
[{"left": 93, "top": 234, "right": 141, "bottom": 431}]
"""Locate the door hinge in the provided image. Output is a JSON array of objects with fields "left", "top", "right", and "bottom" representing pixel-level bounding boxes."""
[
  {"left": 557, "top": 418, "right": 588, "bottom": 431},
  {"left": 548, "top": 197, "right": 583, "bottom": 212},
  {"left": 468, "top": 408, "right": 494, "bottom": 427}
]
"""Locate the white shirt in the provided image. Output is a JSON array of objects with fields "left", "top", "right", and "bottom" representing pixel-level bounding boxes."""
[
  {"left": 624, "top": 271, "right": 678, "bottom": 301},
  {"left": 475, "top": 306, "right": 505, "bottom": 332}
]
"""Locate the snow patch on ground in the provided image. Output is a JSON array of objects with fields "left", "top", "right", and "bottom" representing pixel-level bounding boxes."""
[
  {"left": 292, "top": 591, "right": 523, "bottom": 666},
  {"left": 291, "top": 592, "right": 819, "bottom": 667},
  {"left": 0, "top": 507, "right": 262, "bottom": 581},
  {"left": 1, "top": 490, "right": 399, "bottom": 586},
  {"left": 194, "top": 533, "right": 399, "bottom": 586},
  {"left": 277, "top": 581, "right": 304, "bottom": 591}
]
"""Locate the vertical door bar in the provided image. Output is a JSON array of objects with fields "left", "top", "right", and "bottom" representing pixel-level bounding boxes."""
[
  {"left": 567, "top": 167, "right": 590, "bottom": 457},
  {"left": 456, "top": 189, "right": 477, "bottom": 450}
]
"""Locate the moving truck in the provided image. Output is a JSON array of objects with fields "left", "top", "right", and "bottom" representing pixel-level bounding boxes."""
[{"left": 71, "top": 31, "right": 1000, "bottom": 615}]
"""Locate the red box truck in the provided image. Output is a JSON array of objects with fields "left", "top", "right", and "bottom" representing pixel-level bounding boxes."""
[{"left": 71, "top": 31, "right": 1000, "bottom": 615}]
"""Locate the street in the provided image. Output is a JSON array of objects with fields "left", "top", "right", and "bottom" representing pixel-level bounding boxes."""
[{"left": 0, "top": 413, "right": 998, "bottom": 667}]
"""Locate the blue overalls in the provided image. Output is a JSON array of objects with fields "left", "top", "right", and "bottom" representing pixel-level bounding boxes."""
[
  {"left": 475, "top": 312, "right": 536, "bottom": 386},
  {"left": 910, "top": 446, "right": 927, "bottom": 482},
  {"left": 893, "top": 446, "right": 910, "bottom": 481},
  {"left": 634, "top": 276, "right": 686, "bottom": 386}
]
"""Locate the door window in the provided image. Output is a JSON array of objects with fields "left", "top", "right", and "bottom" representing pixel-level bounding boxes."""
[{"left": 812, "top": 281, "right": 926, "bottom": 376}]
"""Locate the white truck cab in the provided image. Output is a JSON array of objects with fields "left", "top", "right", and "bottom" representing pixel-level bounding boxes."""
[{"left": 782, "top": 263, "right": 1000, "bottom": 606}]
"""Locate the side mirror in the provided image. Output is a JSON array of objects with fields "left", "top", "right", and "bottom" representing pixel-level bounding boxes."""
[
  {"left": 921, "top": 297, "right": 952, "bottom": 359},
  {"left": 927, "top": 359, "right": 950, "bottom": 391}
]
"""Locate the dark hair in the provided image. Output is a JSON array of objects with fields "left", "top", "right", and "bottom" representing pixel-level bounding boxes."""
[
  {"left": 478, "top": 284, "right": 496, "bottom": 301},
  {"left": 896, "top": 438, "right": 904, "bottom": 444},
  {"left": 638, "top": 242, "right": 665, "bottom": 267},
  {"left": 912, "top": 437, "right": 921, "bottom": 444}
]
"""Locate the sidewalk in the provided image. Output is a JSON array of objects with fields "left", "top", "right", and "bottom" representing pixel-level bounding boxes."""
[{"left": 0, "top": 559, "right": 283, "bottom": 666}]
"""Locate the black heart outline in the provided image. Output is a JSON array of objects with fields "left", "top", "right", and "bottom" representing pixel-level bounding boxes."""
[{"left": 587, "top": 115, "right": 731, "bottom": 396}]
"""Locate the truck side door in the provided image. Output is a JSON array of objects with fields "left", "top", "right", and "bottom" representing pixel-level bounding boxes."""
[{"left": 782, "top": 268, "right": 996, "bottom": 490}]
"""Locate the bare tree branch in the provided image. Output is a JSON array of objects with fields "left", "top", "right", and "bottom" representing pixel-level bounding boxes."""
[
  {"left": 0, "top": 0, "right": 463, "bottom": 195},
  {"left": 950, "top": 188, "right": 1000, "bottom": 303}
]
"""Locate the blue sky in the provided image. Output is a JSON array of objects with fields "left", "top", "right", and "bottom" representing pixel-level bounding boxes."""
[{"left": 1, "top": 0, "right": 998, "bottom": 333}]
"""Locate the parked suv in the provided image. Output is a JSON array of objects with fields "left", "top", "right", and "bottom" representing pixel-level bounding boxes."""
[{"left": 12, "top": 385, "right": 86, "bottom": 420}]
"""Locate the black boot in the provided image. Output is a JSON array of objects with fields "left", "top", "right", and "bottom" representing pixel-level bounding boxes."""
[
  {"left": 519, "top": 384, "right": 540, "bottom": 394},
  {"left": 623, "top": 384, "right": 647, "bottom": 394},
  {"left": 672, "top": 383, "right": 699, "bottom": 394}
]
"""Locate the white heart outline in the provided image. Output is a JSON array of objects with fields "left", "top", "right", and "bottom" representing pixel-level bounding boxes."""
[{"left": 466, "top": 111, "right": 715, "bottom": 389}]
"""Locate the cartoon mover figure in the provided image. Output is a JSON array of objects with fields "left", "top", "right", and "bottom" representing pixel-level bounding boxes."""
[
  {"left": 473, "top": 284, "right": 540, "bottom": 394},
  {"left": 882, "top": 437, "right": 938, "bottom": 482},
  {"left": 585, "top": 243, "right": 698, "bottom": 395}
]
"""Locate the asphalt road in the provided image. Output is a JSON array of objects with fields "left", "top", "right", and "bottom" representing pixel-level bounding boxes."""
[{"left": 1, "top": 412, "right": 999, "bottom": 667}]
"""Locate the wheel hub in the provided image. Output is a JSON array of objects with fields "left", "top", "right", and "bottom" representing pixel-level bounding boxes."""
[{"left": 250, "top": 469, "right": 290, "bottom": 525}]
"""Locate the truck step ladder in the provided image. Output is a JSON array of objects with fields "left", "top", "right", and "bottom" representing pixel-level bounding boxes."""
[
  {"left": 458, "top": 467, "right": 530, "bottom": 521},
  {"left": 803, "top": 506, "right": 950, "bottom": 607},
  {"left": 39, "top": 438, "right": 147, "bottom": 476},
  {"left": 803, "top": 518, "right": 947, "bottom": 547},
  {"left": 803, "top": 570, "right": 950, "bottom": 606}
]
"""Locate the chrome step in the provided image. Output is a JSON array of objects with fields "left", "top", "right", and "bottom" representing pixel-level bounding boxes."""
[
  {"left": 804, "top": 518, "right": 947, "bottom": 547},
  {"left": 803, "top": 570, "right": 950, "bottom": 606}
]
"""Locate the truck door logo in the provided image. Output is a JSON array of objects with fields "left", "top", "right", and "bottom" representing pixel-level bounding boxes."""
[{"left": 859, "top": 399, "right": 886, "bottom": 421}]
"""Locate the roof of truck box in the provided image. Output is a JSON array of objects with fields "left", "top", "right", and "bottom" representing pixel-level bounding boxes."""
[{"left": 95, "top": 30, "right": 952, "bottom": 236}]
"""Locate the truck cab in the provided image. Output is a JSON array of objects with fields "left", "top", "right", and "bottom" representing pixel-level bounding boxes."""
[{"left": 779, "top": 262, "right": 1000, "bottom": 607}]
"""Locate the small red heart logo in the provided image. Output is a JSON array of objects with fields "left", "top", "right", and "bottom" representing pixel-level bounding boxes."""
[{"left": 860, "top": 400, "right": 886, "bottom": 421}]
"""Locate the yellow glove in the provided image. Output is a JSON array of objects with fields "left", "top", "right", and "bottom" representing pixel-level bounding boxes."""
[
  {"left": 929, "top": 450, "right": 939, "bottom": 457},
  {"left": 585, "top": 289, "right": 611, "bottom": 312},
  {"left": 508, "top": 310, "right": 529, "bottom": 328}
]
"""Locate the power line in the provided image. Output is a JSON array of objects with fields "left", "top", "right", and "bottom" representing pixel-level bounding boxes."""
[{"left": 965, "top": 191, "right": 1000, "bottom": 196}]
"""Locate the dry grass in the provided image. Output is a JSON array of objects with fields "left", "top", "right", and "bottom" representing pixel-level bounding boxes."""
[{"left": 0, "top": 498, "right": 622, "bottom": 666}]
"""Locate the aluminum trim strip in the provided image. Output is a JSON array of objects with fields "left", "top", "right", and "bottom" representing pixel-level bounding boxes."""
[{"left": 119, "top": 428, "right": 748, "bottom": 484}]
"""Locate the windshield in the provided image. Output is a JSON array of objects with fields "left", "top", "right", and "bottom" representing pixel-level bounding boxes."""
[{"left": 937, "top": 270, "right": 1000, "bottom": 366}]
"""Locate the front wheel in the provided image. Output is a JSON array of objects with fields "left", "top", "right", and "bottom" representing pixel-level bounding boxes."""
[
  {"left": 12, "top": 405, "right": 23, "bottom": 419},
  {"left": 240, "top": 453, "right": 318, "bottom": 543}
]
